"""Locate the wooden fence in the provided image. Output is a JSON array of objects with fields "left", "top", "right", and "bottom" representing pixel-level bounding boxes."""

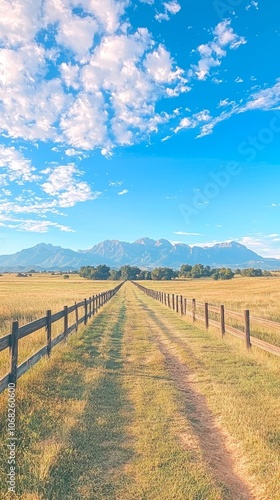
[
  {"left": 0, "top": 283, "right": 123, "bottom": 395},
  {"left": 132, "top": 282, "right": 280, "bottom": 357}
]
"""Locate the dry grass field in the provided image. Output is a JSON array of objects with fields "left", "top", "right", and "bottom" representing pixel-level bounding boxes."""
[
  {"left": 139, "top": 275, "right": 280, "bottom": 348},
  {"left": 0, "top": 273, "right": 119, "bottom": 377},
  {"left": 0, "top": 281, "right": 279, "bottom": 499}
]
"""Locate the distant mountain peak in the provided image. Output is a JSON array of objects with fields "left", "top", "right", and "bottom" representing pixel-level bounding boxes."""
[
  {"left": 134, "top": 237, "right": 156, "bottom": 246},
  {"left": 0, "top": 237, "right": 279, "bottom": 271}
]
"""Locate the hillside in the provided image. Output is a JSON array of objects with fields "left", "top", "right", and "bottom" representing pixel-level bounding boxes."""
[{"left": 0, "top": 238, "right": 279, "bottom": 271}]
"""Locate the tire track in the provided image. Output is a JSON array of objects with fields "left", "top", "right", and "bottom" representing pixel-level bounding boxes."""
[{"left": 131, "top": 286, "right": 255, "bottom": 500}]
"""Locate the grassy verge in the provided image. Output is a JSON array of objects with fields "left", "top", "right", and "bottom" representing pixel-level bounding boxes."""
[
  {"left": 139, "top": 277, "right": 280, "bottom": 347},
  {"left": 133, "top": 284, "right": 280, "bottom": 499},
  {"left": 0, "top": 293, "right": 129, "bottom": 499},
  {"left": 1, "top": 283, "right": 226, "bottom": 499},
  {"left": 1, "top": 282, "right": 279, "bottom": 499}
]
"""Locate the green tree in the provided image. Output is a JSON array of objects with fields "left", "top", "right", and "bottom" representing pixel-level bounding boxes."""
[
  {"left": 90, "top": 265, "right": 111, "bottom": 280},
  {"left": 151, "top": 267, "right": 177, "bottom": 280},
  {"left": 191, "top": 264, "right": 206, "bottom": 278},
  {"left": 109, "top": 269, "right": 121, "bottom": 280},
  {"left": 212, "top": 268, "right": 234, "bottom": 280},
  {"left": 120, "top": 265, "right": 141, "bottom": 280},
  {"left": 241, "top": 268, "right": 263, "bottom": 277},
  {"left": 138, "top": 270, "right": 152, "bottom": 280},
  {"left": 179, "top": 264, "right": 192, "bottom": 277}
]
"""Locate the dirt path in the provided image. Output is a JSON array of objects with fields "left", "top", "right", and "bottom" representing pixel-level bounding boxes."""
[
  {"left": 132, "top": 287, "right": 256, "bottom": 500},
  {"left": 3, "top": 282, "right": 278, "bottom": 499}
]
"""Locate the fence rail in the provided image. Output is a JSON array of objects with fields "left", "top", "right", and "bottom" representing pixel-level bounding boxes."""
[
  {"left": 132, "top": 282, "right": 280, "bottom": 357},
  {"left": 0, "top": 282, "right": 123, "bottom": 395}
]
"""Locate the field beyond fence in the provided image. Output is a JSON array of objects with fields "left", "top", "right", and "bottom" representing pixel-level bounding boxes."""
[
  {"left": 0, "top": 282, "right": 123, "bottom": 394},
  {"left": 134, "top": 281, "right": 280, "bottom": 357}
]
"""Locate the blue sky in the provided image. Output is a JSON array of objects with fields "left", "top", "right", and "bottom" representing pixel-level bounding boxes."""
[{"left": 0, "top": 0, "right": 280, "bottom": 257}]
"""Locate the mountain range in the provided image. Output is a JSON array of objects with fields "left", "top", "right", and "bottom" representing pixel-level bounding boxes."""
[{"left": 0, "top": 238, "right": 279, "bottom": 272}]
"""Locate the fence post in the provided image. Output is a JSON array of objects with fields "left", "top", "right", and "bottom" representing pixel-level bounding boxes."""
[
  {"left": 192, "top": 299, "right": 196, "bottom": 322},
  {"left": 75, "top": 302, "right": 79, "bottom": 332},
  {"left": 244, "top": 310, "right": 251, "bottom": 349},
  {"left": 9, "top": 321, "right": 19, "bottom": 386},
  {"left": 64, "top": 306, "right": 68, "bottom": 338},
  {"left": 175, "top": 295, "right": 179, "bottom": 313},
  {"left": 89, "top": 297, "right": 92, "bottom": 318},
  {"left": 204, "top": 303, "right": 209, "bottom": 330},
  {"left": 167, "top": 294, "right": 171, "bottom": 308},
  {"left": 184, "top": 298, "right": 187, "bottom": 316},
  {"left": 172, "top": 294, "right": 175, "bottom": 310},
  {"left": 84, "top": 299, "right": 87, "bottom": 325},
  {"left": 220, "top": 305, "right": 225, "bottom": 336},
  {"left": 46, "top": 310, "right": 52, "bottom": 356},
  {"left": 180, "top": 295, "right": 184, "bottom": 315},
  {"left": 92, "top": 295, "right": 95, "bottom": 315}
]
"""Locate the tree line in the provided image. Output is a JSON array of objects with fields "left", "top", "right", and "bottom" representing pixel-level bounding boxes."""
[{"left": 79, "top": 264, "right": 272, "bottom": 281}]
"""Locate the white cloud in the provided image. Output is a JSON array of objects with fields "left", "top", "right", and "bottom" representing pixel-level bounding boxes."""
[
  {"left": 0, "top": 217, "right": 74, "bottom": 233},
  {"left": 55, "top": 14, "right": 98, "bottom": 58},
  {"left": 193, "top": 79, "right": 280, "bottom": 138},
  {"left": 246, "top": 1, "right": 259, "bottom": 10},
  {"left": 0, "top": 1, "right": 187, "bottom": 152},
  {"left": 174, "top": 109, "right": 211, "bottom": 133},
  {"left": 118, "top": 189, "right": 129, "bottom": 195},
  {"left": 237, "top": 236, "right": 280, "bottom": 259},
  {"left": 235, "top": 76, "right": 243, "bottom": 83},
  {"left": 0, "top": 146, "right": 38, "bottom": 183},
  {"left": 41, "top": 164, "right": 96, "bottom": 207},
  {"left": 109, "top": 180, "right": 123, "bottom": 186},
  {"left": 174, "top": 231, "right": 202, "bottom": 236},
  {"left": 190, "top": 19, "right": 246, "bottom": 81},
  {"left": 155, "top": 1, "right": 181, "bottom": 22},
  {"left": 65, "top": 148, "right": 86, "bottom": 157}
]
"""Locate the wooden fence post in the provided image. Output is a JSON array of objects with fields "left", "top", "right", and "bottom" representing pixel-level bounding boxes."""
[
  {"left": 9, "top": 321, "right": 19, "bottom": 386},
  {"left": 184, "top": 298, "right": 187, "bottom": 316},
  {"left": 180, "top": 295, "right": 184, "bottom": 315},
  {"left": 175, "top": 295, "right": 179, "bottom": 313},
  {"left": 75, "top": 302, "right": 79, "bottom": 332},
  {"left": 204, "top": 303, "right": 209, "bottom": 330},
  {"left": 192, "top": 299, "right": 196, "bottom": 322},
  {"left": 220, "top": 305, "right": 225, "bottom": 336},
  {"left": 92, "top": 295, "right": 95, "bottom": 315},
  {"left": 84, "top": 299, "right": 87, "bottom": 325},
  {"left": 167, "top": 294, "right": 171, "bottom": 308},
  {"left": 89, "top": 297, "right": 92, "bottom": 318},
  {"left": 172, "top": 294, "right": 175, "bottom": 310},
  {"left": 244, "top": 310, "right": 251, "bottom": 349},
  {"left": 46, "top": 310, "right": 52, "bottom": 356},
  {"left": 64, "top": 306, "right": 68, "bottom": 338}
]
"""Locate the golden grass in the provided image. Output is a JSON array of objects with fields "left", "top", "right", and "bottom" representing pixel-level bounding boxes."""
[
  {"left": 132, "top": 284, "right": 280, "bottom": 499},
  {"left": 139, "top": 276, "right": 280, "bottom": 347},
  {"left": 0, "top": 274, "right": 119, "bottom": 377},
  {"left": 0, "top": 282, "right": 279, "bottom": 499}
]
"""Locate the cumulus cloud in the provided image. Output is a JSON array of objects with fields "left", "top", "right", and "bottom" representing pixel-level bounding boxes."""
[
  {"left": 0, "top": 146, "right": 38, "bottom": 183},
  {"left": 0, "top": 0, "right": 187, "bottom": 153},
  {"left": 155, "top": 1, "right": 181, "bottom": 22},
  {"left": 118, "top": 189, "right": 129, "bottom": 195},
  {"left": 174, "top": 109, "right": 211, "bottom": 133},
  {"left": 41, "top": 164, "right": 97, "bottom": 207},
  {"left": 189, "top": 19, "right": 246, "bottom": 81}
]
